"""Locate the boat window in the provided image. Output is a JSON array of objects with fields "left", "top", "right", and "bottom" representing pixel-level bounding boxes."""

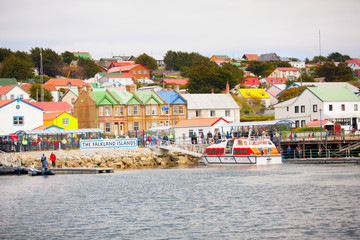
[
  {"left": 233, "top": 149, "right": 237, "bottom": 154},
  {"left": 217, "top": 150, "right": 220, "bottom": 154},
  {"left": 239, "top": 150, "right": 242, "bottom": 154},
  {"left": 221, "top": 150, "right": 224, "bottom": 154},
  {"left": 212, "top": 150, "right": 216, "bottom": 154},
  {"left": 244, "top": 150, "right": 247, "bottom": 154},
  {"left": 206, "top": 150, "right": 211, "bottom": 154},
  {"left": 226, "top": 139, "right": 234, "bottom": 148}
]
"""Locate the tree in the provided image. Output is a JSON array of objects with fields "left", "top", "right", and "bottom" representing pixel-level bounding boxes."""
[
  {"left": 0, "top": 48, "right": 13, "bottom": 62},
  {"left": 312, "top": 56, "right": 327, "bottom": 63},
  {"left": 135, "top": 53, "right": 158, "bottom": 71},
  {"left": 300, "top": 71, "right": 314, "bottom": 82},
  {"left": 315, "top": 62, "right": 353, "bottom": 82},
  {"left": 278, "top": 86, "right": 307, "bottom": 102},
  {"left": 0, "top": 55, "right": 34, "bottom": 79},
  {"left": 76, "top": 58, "right": 101, "bottom": 79},
  {"left": 305, "top": 58, "right": 310, "bottom": 64},
  {"left": 29, "top": 83, "right": 53, "bottom": 102},
  {"left": 221, "top": 62, "right": 244, "bottom": 86},
  {"left": 30, "top": 47, "right": 63, "bottom": 77},
  {"left": 327, "top": 52, "right": 351, "bottom": 62},
  {"left": 246, "top": 61, "right": 274, "bottom": 77},
  {"left": 163, "top": 50, "right": 177, "bottom": 70},
  {"left": 61, "top": 51, "right": 76, "bottom": 65}
]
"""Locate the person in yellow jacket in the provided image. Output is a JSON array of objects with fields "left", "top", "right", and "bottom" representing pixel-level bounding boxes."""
[{"left": 21, "top": 138, "right": 28, "bottom": 151}]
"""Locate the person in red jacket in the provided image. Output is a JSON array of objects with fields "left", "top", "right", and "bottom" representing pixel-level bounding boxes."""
[{"left": 50, "top": 152, "right": 56, "bottom": 168}]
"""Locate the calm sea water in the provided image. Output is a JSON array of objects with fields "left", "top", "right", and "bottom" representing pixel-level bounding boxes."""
[{"left": 1, "top": 164, "right": 360, "bottom": 239}]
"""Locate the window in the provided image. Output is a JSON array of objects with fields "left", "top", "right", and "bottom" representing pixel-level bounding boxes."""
[
  {"left": 355, "top": 104, "right": 358, "bottom": 111},
  {"left": 247, "top": 92, "right": 251, "bottom": 97},
  {"left": 71, "top": 98, "right": 76, "bottom": 104},
  {"left": 146, "top": 121, "right": 151, "bottom": 129},
  {"left": 329, "top": 105, "right": 333, "bottom": 111},
  {"left": 63, "top": 118, "right": 69, "bottom": 125},
  {"left": 151, "top": 121, "right": 157, "bottom": 128},
  {"left": 128, "top": 106, "right": 133, "bottom": 115},
  {"left": 341, "top": 104, "right": 345, "bottom": 111},
  {"left": 115, "top": 107, "right": 119, "bottom": 116},
  {"left": 210, "top": 110, "right": 215, "bottom": 117},
  {"left": 120, "top": 106, "right": 124, "bottom": 116},
  {"left": 196, "top": 110, "right": 200, "bottom": 117},
  {"left": 301, "top": 120, "right": 306, "bottom": 127},
  {"left": 151, "top": 105, "right": 157, "bottom": 115},
  {"left": 20, "top": 94, "right": 24, "bottom": 99},
  {"left": 295, "top": 120, "right": 300, "bottom": 128},
  {"left": 99, "top": 122, "right": 104, "bottom": 131},
  {"left": 146, "top": 106, "right": 151, "bottom": 115},
  {"left": 286, "top": 107, "right": 289, "bottom": 112},
  {"left": 173, "top": 106, "right": 178, "bottom": 115},
  {"left": 134, "top": 106, "right": 139, "bottom": 115},
  {"left": 10, "top": 94, "right": 14, "bottom": 99},
  {"left": 134, "top": 122, "right": 139, "bottom": 131},
  {"left": 144, "top": 70, "right": 147, "bottom": 74},
  {"left": 179, "top": 105, "right": 184, "bottom": 114},
  {"left": 99, "top": 106, "right": 104, "bottom": 116},
  {"left": 105, "top": 106, "right": 111, "bottom": 116},
  {"left": 105, "top": 122, "right": 111, "bottom": 133},
  {"left": 225, "top": 110, "right": 230, "bottom": 117},
  {"left": 262, "top": 92, "right": 265, "bottom": 96},
  {"left": 301, "top": 105, "right": 305, "bottom": 113},
  {"left": 295, "top": 106, "right": 299, "bottom": 113},
  {"left": 138, "top": 70, "right": 142, "bottom": 74},
  {"left": 313, "top": 105, "right": 318, "bottom": 112},
  {"left": 128, "top": 122, "right": 133, "bottom": 130},
  {"left": 13, "top": 116, "right": 24, "bottom": 126},
  {"left": 133, "top": 70, "right": 136, "bottom": 74}
]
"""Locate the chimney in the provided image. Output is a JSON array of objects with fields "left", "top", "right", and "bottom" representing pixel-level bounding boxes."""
[
  {"left": 126, "top": 84, "right": 136, "bottom": 93},
  {"left": 77, "top": 85, "right": 82, "bottom": 95},
  {"left": 211, "top": 89, "right": 214, "bottom": 94},
  {"left": 225, "top": 81, "right": 230, "bottom": 94},
  {"left": 166, "top": 85, "right": 172, "bottom": 91},
  {"left": 174, "top": 85, "right": 180, "bottom": 92},
  {"left": 86, "top": 84, "right": 92, "bottom": 95}
]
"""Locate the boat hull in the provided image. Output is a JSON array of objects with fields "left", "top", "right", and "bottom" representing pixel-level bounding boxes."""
[{"left": 203, "top": 154, "right": 283, "bottom": 166}]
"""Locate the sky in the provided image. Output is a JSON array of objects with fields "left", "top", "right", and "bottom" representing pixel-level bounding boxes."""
[{"left": 1, "top": 0, "right": 359, "bottom": 61}]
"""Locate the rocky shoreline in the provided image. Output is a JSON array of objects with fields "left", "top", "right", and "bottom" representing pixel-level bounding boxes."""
[{"left": 1, "top": 147, "right": 201, "bottom": 170}]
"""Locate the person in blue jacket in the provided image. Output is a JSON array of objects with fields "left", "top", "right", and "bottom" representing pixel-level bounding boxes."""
[{"left": 41, "top": 154, "right": 48, "bottom": 173}]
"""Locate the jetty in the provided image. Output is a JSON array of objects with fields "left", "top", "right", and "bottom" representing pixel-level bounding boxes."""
[{"left": 0, "top": 166, "right": 114, "bottom": 175}]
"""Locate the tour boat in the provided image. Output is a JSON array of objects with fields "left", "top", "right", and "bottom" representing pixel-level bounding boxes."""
[{"left": 202, "top": 137, "right": 283, "bottom": 165}]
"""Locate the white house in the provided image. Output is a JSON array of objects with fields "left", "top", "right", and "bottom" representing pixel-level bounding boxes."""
[
  {"left": 172, "top": 117, "right": 229, "bottom": 142},
  {"left": 94, "top": 72, "right": 134, "bottom": 86},
  {"left": 268, "top": 67, "right": 300, "bottom": 81},
  {"left": 0, "top": 99, "right": 43, "bottom": 136},
  {"left": 289, "top": 61, "right": 305, "bottom": 69},
  {"left": 348, "top": 61, "right": 360, "bottom": 71},
  {"left": 274, "top": 87, "right": 360, "bottom": 131},
  {"left": 182, "top": 93, "right": 240, "bottom": 123},
  {"left": 0, "top": 85, "right": 30, "bottom": 100}
]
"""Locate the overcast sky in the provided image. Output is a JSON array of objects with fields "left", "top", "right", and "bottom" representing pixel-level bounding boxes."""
[{"left": 1, "top": 0, "right": 359, "bottom": 60}]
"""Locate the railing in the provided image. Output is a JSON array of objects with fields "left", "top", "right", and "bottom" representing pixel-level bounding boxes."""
[{"left": 284, "top": 148, "right": 360, "bottom": 160}]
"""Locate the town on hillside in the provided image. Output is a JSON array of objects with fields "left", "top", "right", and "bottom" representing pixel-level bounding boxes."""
[{"left": 0, "top": 48, "right": 360, "bottom": 151}]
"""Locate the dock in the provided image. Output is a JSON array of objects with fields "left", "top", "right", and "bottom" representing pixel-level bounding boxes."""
[
  {"left": 285, "top": 157, "right": 360, "bottom": 164},
  {"left": 52, "top": 167, "right": 114, "bottom": 174}
]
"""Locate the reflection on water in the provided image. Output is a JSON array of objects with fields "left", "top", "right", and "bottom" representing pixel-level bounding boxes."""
[{"left": 1, "top": 164, "right": 360, "bottom": 239}]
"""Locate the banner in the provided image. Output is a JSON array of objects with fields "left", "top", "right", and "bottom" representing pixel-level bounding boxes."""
[{"left": 80, "top": 138, "right": 138, "bottom": 149}]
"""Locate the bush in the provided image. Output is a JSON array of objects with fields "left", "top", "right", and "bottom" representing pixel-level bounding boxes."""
[
  {"left": 240, "top": 115, "right": 274, "bottom": 122},
  {"left": 293, "top": 127, "right": 321, "bottom": 132}
]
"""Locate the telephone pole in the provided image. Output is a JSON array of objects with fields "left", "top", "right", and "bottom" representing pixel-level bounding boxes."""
[{"left": 40, "top": 48, "right": 44, "bottom": 102}]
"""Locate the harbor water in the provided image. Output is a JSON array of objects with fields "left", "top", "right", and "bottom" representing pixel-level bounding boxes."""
[{"left": 1, "top": 164, "right": 360, "bottom": 239}]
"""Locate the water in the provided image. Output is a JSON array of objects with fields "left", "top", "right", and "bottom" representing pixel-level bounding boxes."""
[{"left": 1, "top": 164, "right": 360, "bottom": 239}]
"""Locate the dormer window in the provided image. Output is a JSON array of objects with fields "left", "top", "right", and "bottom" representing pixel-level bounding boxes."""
[{"left": 248, "top": 92, "right": 250, "bottom": 97}]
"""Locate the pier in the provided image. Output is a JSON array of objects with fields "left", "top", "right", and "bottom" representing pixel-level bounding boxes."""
[{"left": 52, "top": 167, "right": 114, "bottom": 174}]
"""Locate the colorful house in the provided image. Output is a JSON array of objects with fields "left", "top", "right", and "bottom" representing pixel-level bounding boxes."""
[
  {"left": 107, "top": 64, "right": 151, "bottom": 83},
  {"left": 268, "top": 67, "right": 300, "bottom": 81},
  {"left": 156, "top": 90, "right": 188, "bottom": 125},
  {"left": 241, "top": 77, "right": 261, "bottom": 88},
  {"left": 43, "top": 111, "right": 78, "bottom": 129},
  {"left": 242, "top": 54, "right": 259, "bottom": 61},
  {"left": 0, "top": 85, "right": 30, "bottom": 100},
  {"left": 45, "top": 78, "right": 87, "bottom": 91},
  {"left": 210, "top": 55, "right": 231, "bottom": 62},
  {"left": 72, "top": 52, "right": 93, "bottom": 60},
  {"left": 238, "top": 89, "right": 271, "bottom": 107}
]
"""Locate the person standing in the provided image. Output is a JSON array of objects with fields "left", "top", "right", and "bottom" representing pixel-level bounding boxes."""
[
  {"left": 50, "top": 152, "right": 56, "bottom": 168},
  {"left": 40, "top": 154, "right": 48, "bottom": 173}
]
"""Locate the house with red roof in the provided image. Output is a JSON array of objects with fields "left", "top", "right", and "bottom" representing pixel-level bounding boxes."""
[
  {"left": 241, "top": 77, "right": 261, "bottom": 88},
  {"left": 0, "top": 85, "right": 30, "bottom": 100},
  {"left": 21, "top": 83, "right": 60, "bottom": 102},
  {"left": 242, "top": 54, "right": 259, "bottom": 61},
  {"left": 268, "top": 67, "right": 300, "bottom": 81},
  {"left": 45, "top": 78, "right": 87, "bottom": 91},
  {"left": 31, "top": 101, "right": 73, "bottom": 113},
  {"left": 259, "top": 77, "right": 287, "bottom": 86},
  {"left": 107, "top": 61, "right": 136, "bottom": 69},
  {"left": 0, "top": 98, "right": 44, "bottom": 136},
  {"left": 107, "top": 64, "right": 150, "bottom": 83},
  {"left": 160, "top": 79, "right": 189, "bottom": 85},
  {"left": 172, "top": 117, "right": 229, "bottom": 142}
]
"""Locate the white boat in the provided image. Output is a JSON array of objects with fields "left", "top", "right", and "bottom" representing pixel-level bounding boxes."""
[{"left": 202, "top": 137, "right": 283, "bottom": 166}]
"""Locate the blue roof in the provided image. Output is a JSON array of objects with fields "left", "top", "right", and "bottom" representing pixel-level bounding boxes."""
[{"left": 156, "top": 90, "right": 187, "bottom": 105}]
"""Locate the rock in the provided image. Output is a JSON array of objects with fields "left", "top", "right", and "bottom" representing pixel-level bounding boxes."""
[{"left": 177, "top": 156, "right": 192, "bottom": 165}]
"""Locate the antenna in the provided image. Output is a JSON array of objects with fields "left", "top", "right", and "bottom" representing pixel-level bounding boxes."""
[{"left": 319, "top": 29, "right": 322, "bottom": 57}]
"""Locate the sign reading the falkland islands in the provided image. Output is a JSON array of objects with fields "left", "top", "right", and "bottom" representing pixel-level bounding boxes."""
[{"left": 80, "top": 139, "right": 137, "bottom": 149}]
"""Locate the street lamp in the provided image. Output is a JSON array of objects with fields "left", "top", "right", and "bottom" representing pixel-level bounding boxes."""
[{"left": 320, "top": 108, "right": 322, "bottom": 141}]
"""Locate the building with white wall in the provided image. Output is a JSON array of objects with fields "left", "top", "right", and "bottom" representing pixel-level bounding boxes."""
[{"left": 0, "top": 85, "right": 30, "bottom": 100}]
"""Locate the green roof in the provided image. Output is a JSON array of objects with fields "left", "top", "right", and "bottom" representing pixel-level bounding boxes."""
[
  {"left": 307, "top": 87, "right": 360, "bottom": 102},
  {"left": 90, "top": 82, "right": 103, "bottom": 88},
  {"left": 97, "top": 72, "right": 124, "bottom": 77},
  {"left": 135, "top": 91, "right": 164, "bottom": 105},
  {"left": 231, "top": 62, "right": 242, "bottom": 67},
  {"left": 0, "top": 78, "right": 18, "bottom": 86},
  {"left": 100, "top": 58, "right": 117, "bottom": 61},
  {"left": 73, "top": 52, "right": 92, "bottom": 60},
  {"left": 213, "top": 55, "right": 230, "bottom": 59},
  {"left": 91, "top": 90, "right": 118, "bottom": 106}
]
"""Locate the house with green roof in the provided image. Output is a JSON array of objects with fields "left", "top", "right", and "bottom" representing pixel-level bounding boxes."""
[
  {"left": 73, "top": 85, "right": 183, "bottom": 136},
  {"left": 73, "top": 52, "right": 92, "bottom": 60},
  {"left": 274, "top": 87, "right": 360, "bottom": 131}
]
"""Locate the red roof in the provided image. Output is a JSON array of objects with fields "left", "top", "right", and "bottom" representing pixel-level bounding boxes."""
[
  {"left": 265, "top": 77, "right": 286, "bottom": 84},
  {"left": 211, "top": 58, "right": 227, "bottom": 63},
  {"left": 0, "top": 85, "right": 15, "bottom": 95},
  {"left": 174, "top": 117, "right": 229, "bottom": 128},
  {"left": 242, "top": 77, "right": 260, "bottom": 86},
  {"left": 32, "top": 125, "right": 64, "bottom": 130},
  {"left": 108, "top": 61, "right": 136, "bottom": 69},
  {"left": 21, "top": 83, "right": 57, "bottom": 92},
  {"left": 45, "top": 79, "right": 87, "bottom": 87},
  {"left": 108, "top": 64, "right": 150, "bottom": 73},
  {"left": 276, "top": 67, "right": 299, "bottom": 71},
  {"left": 43, "top": 111, "right": 63, "bottom": 121},
  {"left": 244, "top": 54, "right": 259, "bottom": 61},
  {"left": 0, "top": 99, "right": 15, "bottom": 107},
  {"left": 31, "top": 102, "right": 73, "bottom": 112},
  {"left": 162, "top": 79, "right": 188, "bottom": 85},
  {"left": 306, "top": 120, "right": 333, "bottom": 127}
]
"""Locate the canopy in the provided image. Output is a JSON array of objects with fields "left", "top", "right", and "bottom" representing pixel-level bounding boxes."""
[
  {"left": 14, "top": 128, "right": 103, "bottom": 136},
  {"left": 219, "top": 120, "right": 294, "bottom": 128},
  {"left": 148, "top": 126, "right": 173, "bottom": 131}
]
